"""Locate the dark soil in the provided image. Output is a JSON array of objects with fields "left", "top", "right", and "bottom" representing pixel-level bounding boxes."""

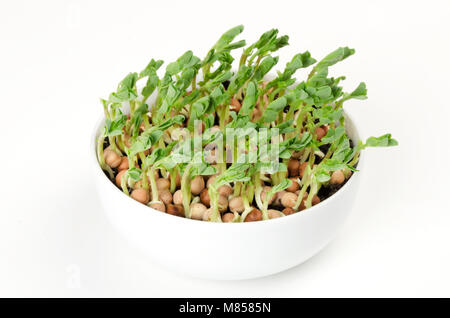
[
  {"left": 222, "top": 80, "right": 230, "bottom": 90},
  {"left": 317, "top": 178, "right": 349, "bottom": 201}
]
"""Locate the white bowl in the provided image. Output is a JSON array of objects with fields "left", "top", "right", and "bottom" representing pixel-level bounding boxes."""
[{"left": 91, "top": 108, "right": 362, "bottom": 280}]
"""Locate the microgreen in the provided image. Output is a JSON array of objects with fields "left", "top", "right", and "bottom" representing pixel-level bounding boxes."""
[
  {"left": 109, "top": 72, "right": 138, "bottom": 103},
  {"left": 129, "top": 129, "right": 163, "bottom": 156},
  {"left": 363, "top": 134, "right": 398, "bottom": 148},
  {"left": 127, "top": 167, "right": 142, "bottom": 182},
  {"left": 98, "top": 25, "right": 398, "bottom": 223},
  {"left": 103, "top": 113, "right": 127, "bottom": 137}
]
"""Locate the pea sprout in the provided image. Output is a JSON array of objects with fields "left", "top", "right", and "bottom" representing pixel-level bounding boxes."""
[{"left": 97, "top": 25, "right": 398, "bottom": 222}]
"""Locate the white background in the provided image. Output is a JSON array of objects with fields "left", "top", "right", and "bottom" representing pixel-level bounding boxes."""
[{"left": 0, "top": 0, "right": 449, "bottom": 297}]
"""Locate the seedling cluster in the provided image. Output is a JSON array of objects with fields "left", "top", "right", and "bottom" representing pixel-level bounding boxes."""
[{"left": 97, "top": 25, "right": 397, "bottom": 222}]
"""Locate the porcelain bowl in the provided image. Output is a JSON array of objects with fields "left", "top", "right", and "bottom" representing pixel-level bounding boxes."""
[{"left": 91, "top": 109, "right": 362, "bottom": 280}]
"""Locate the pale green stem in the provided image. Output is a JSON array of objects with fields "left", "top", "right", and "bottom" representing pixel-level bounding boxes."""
[
  {"left": 254, "top": 173, "right": 264, "bottom": 210},
  {"left": 300, "top": 148, "right": 310, "bottom": 163},
  {"left": 141, "top": 167, "right": 149, "bottom": 191},
  {"left": 181, "top": 164, "right": 193, "bottom": 218},
  {"left": 109, "top": 136, "right": 120, "bottom": 154},
  {"left": 305, "top": 182, "right": 320, "bottom": 209},
  {"left": 169, "top": 168, "right": 177, "bottom": 193},
  {"left": 121, "top": 172, "right": 130, "bottom": 196},
  {"left": 219, "top": 105, "right": 229, "bottom": 130},
  {"left": 208, "top": 187, "right": 221, "bottom": 223},
  {"left": 348, "top": 151, "right": 360, "bottom": 167},
  {"left": 234, "top": 182, "right": 242, "bottom": 197},
  {"left": 240, "top": 186, "right": 254, "bottom": 222},
  {"left": 116, "top": 135, "right": 126, "bottom": 153},
  {"left": 97, "top": 136, "right": 114, "bottom": 179},
  {"left": 149, "top": 167, "right": 159, "bottom": 202},
  {"left": 293, "top": 179, "right": 310, "bottom": 210}
]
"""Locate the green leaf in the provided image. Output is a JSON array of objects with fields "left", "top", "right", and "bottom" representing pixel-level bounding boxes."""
[
  {"left": 321, "top": 126, "right": 346, "bottom": 144},
  {"left": 270, "top": 178, "right": 292, "bottom": 194},
  {"left": 130, "top": 103, "right": 148, "bottom": 137},
  {"left": 307, "top": 67, "right": 329, "bottom": 87},
  {"left": 109, "top": 88, "right": 138, "bottom": 103},
  {"left": 315, "top": 86, "right": 333, "bottom": 100},
  {"left": 210, "top": 85, "right": 228, "bottom": 108},
  {"left": 158, "top": 157, "right": 178, "bottom": 170},
  {"left": 166, "top": 51, "right": 194, "bottom": 75},
  {"left": 287, "top": 52, "right": 316, "bottom": 73},
  {"left": 158, "top": 83, "right": 182, "bottom": 119},
  {"left": 295, "top": 132, "right": 313, "bottom": 149},
  {"left": 103, "top": 113, "right": 127, "bottom": 137},
  {"left": 261, "top": 96, "right": 287, "bottom": 123},
  {"left": 157, "top": 115, "right": 185, "bottom": 131},
  {"left": 176, "top": 68, "right": 196, "bottom": 91},
  {"left": 253, "top": 56, "right": 279, "bottom": 81},
  {"left": 270, "top": 52, "right": 317, "bottom": 87},
  {"left": 214, "top": 163, "right": 251, "bottom": 188},
  {"left": 271, "top": 35, "right": 289, "bottom": 51},
  {"left": 279, "top": 150, "right": 292, "bottom": 159},
  {"left": 315, "top": 168, "right": 331, "bottom": 183},
  {"left": 316, "top": 47, "right": 355, "bottom": 70},
  {"left": 215, "top": 25, "right": 244, "bottom": 51},
  {"left": 204, "top": 114, "right": 215, "bottom": 129},
  {"left": 139, "top": 59, "right": 163, "bottom": 78},
  {"left": 144, "top": 148, "right": 166, "bottom": 166},
  {"left": 342, "top": 82, "right": 368, "bottom": 102},
  {"left": 109, "top": 72, "right": 139, "bottom": 103},
  {"left": 275, "top": 120, "right": 295, "bottom": 134},
  {"left": 119, "top": 72, "right": 138, "bottom": 90},
  {"left": 224, "top": 40, "right": 246, "bottom": 51},
  {"left": 142, "top": 72, "right": 159, "bottom": 98},
  {"left": 127, "top": 168, "right": 142, "bottom": 181},
  {"left": 256, "top": 35, "right": 289, "bottom": 56},
  {"left": 155, "top": 74, "right": 172, "bottom": 101},
  {"left": 209, "top": 71, "right": 233, "bottom": 87},
  {"left": 129, "top": 129, "right": 163, "bottom": 155},
  {"left": 239, "top": 81, "right": 257, "bottom": 116},
  {"left": 188, "top": 96, "right": 210, "bottom": 130},
  {"left": 331, "top": 135, "right": 352, "bottom": 162},
  {"left": 253, "top": 29, "right": 278, "bottom": 51},
  {"left": 245, "top": 29, "right": 288, "bottom": 66},
  {"left": 176, "top": 89, "right": 200, "bottom": 111},
  {"left": 226, "top": 113, "right": 255, "bottom": 130},
  {"left": 350, "top": 82, "right": 367, "bottom": 99},
  {"left": 278, "top": 132, "right": 313, "bottom": 159},
  {"left": 191, "top": 163, "right": 217, "bottom": 176},
  {"left": 320, "top": 159, "right": 350, "bottom": 172},
  {"left": 203, "top": 52, "right": 234, "bottom": 82},
  {"left": 313, "top": 105, "right": 343, "bottom": 125},
  {"left": 203, "top": 26, "right": 245, "bottom": 67},
  {"left": 364, "top": 134, "right": 398, "bottom": 148},
  {"left": 227, "top": 65, "right": 254, "bottom": 94}
]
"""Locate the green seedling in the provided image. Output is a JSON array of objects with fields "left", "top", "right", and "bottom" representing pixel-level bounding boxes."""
[{"left": 97, "top": 25, "right": 398, "bottom": 222}]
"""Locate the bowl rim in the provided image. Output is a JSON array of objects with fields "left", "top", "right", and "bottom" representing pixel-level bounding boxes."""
[{"left": 91, "top": 106, "right": 363, "bottom": 227}]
